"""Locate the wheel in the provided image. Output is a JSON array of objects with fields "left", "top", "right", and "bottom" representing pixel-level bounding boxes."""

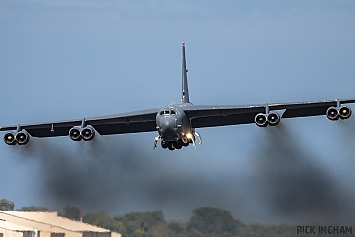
[
  {"left": 168, "top": 142, "right": 175, "bottom": 150},
  {"left": 180, "top": 139, "right": 189, "bottom": 147},
  {"left": 161, "top": 140, "right": 168, "bottom": 149}
]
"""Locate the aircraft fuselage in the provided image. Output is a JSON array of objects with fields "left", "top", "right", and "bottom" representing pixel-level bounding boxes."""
[{"left": 154, "top": 104, "right": 199, "bottom": 150}]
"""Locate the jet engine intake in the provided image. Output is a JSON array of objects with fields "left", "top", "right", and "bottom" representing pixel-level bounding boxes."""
[
  {"left": 267, "top": 112, "right": 280, "bottom": 126},
  {"left": 255, "top": 113, "right": 268, "bottom": 127},
  {"left": 69, "top": 127, "right": 82, "bottom": 141},
  {"left": 4, "top": 132, "right": 17, "bottom": 145},
  {"left": 15, "top": 131, "right": 30, "bottom": 145},
  {"left": 326, "top": 107, "right": 339, "bottom": 121},
  {"left": 81, "top": 126, "right": 95, "bottom": 141},
  {"left": 339, "top": 105, "right": 352, "bottom": 119}
]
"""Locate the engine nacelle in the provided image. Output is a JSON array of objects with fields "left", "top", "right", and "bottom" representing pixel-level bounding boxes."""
[
  {"left": 267, "top": 112, "right": 280, "bottom": 126},
  {"left": 16, "top": 131, "right": 30, "bottom": 145},
  {"left": 4, "top": 132, "right": 17, "bottom": 145},
  {"left": 69, "top": 127, "right": 82, "bottom": 141},
  {"left": 326, "top": 107, "right": 339, "bottom": 121},
  {"left": 339, "top": 105, "right": 352, "bottom": 120},
  {"left": 81, "top": 126, "right": 95, "bottom": 141},
  {"left": 255, "top": 113, "right": 268, "bottom": 127}
]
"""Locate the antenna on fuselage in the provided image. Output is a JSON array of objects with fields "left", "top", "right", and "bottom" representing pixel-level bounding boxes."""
[{"left": 181, "top": 42, "right": 190, "bottom": 103}]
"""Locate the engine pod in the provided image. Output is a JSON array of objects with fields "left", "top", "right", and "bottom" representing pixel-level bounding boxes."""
[
  {"left": 16, "top": 131, "right": 30, "bottom": 145},
  {"left": 81, "top": 126, "right": 95, "bottom": 141},
  {"left": 255, "top": 113, "right": 268, "bottom": 127},
  {"left": 267, "top": 112, "right": 280, "bottom": 126},
  {"left": 339, "top": 105, "right": 352, "bottom": 119},
  {"left": 4, "top": 132, "right": 17, "bottom": 145},
  {"left": 69, "top": 127, "right": 82, "bottom": 141},
  {"left": 326, "top": 107, "right": 339, "bottom": 121}
]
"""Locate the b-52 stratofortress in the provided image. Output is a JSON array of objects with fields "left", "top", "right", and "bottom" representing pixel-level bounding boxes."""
[{"left": 1, "top": 43, "right": 355, "bottom": 150}]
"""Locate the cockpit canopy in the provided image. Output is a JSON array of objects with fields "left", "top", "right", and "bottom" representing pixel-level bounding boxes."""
[{"left": 159, "top": 108, "right": 177, "bottom": 116}]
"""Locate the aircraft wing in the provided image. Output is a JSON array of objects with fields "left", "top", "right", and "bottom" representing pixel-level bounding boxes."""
[
  {"left": 183, "top": 99, "right": 355, "bottom": 129},
  {"left": 0, "top": 108, "right": 159, "bottom": 137},
  {"left": 184, "top": 104, "right": 265, "bottom": 128}
]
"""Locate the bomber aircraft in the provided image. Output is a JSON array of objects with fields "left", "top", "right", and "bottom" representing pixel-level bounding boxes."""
[{"left": 1, "top": 43, "right": 355, "bottom": 150}]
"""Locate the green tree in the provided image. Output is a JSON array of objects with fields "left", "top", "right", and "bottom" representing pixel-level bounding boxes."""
[
  {"left": 147, "top": 223, "right": 176, "bottom": 237},
  {"left": 186, "top": 207, "right": 245, "bottom": 236},
  {"left": 18, "top": 206, "right": 49, "bottom": 212},
  {"left": 0, "top": 199, "right": 15, "bottom": 211},
  {"left": 168, "top": 222, "right": 184, "bottom": 234},
  {"left": 114, "top": 210, "right": 165, "bottom": 237},
  {"left": 60, "top": 205, "right": 81, "bottom": 221},
  {"left": 83, "top": 212, "right": 125, "bottom": 233},
  {"left": 237, "top": 223, "right": 295, "bottom": 237}
]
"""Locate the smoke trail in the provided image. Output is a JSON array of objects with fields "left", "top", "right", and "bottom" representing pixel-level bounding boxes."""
[
  {"left": 10, "top": 121, "right": 355, "bottom": 224},
  {"left": 250, "top": 123, "right": 355, "bottom": 224},
  {"left": 12, "top": 135, "right": 229, "bottom": 219}
]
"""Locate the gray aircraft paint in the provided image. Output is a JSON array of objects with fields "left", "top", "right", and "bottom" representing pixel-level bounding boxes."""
[
  {"left": 181, "top": 42, "right": 189, "bottom": 104},
  {"left": 1, "top": 43, "right": 355, "bottom": 150}
]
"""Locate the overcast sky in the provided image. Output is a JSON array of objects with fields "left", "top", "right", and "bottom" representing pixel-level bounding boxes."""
[{"left": 1, "top": 0, "right": 355, "bottom": 225}]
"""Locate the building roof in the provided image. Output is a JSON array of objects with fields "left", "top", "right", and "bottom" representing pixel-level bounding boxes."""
[
  {"left": 0, "top": 211, "right": 108, "bottom": 232},
  {"left": 0, "top": 220, "right": 34, "bottom": 232}
]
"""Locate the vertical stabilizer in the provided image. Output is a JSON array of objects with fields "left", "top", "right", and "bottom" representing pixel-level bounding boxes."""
[{"left": 181, "top": 42, "right": 190, "bottom": 103}]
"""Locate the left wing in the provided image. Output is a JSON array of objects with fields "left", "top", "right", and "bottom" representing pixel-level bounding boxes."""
[
  {"left": 0, "top": 108, "right": 159, "bottom": 137},
  {"left": 183, "top": 104, "right": 265, "bottom": 128},
  {"left": 183, "top": 99, "right": 355, "bottom": 129}
]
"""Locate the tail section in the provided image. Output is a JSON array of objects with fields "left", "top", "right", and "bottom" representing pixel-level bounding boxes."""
[{"left": 181, "top": 42, "right": 190, "bottom": 103}]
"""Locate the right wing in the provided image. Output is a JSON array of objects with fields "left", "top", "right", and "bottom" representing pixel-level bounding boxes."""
[
  {"left": 182, "top": 99, "right": 355, "bottom": 129},
  {"left": 183, "top": 104, "right": 265, "bottom": 128},
  {"left": 0, "top": 108, "right": 160, "bottom": 137}
]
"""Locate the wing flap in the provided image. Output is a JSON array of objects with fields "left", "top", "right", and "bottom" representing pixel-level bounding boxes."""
[
  {"left": 282, "top": 105, "right": 332, "bottom": 118},
  {"left": 87, "top": 109, "right": 158, "bottom": 135},
  {"left": 191, "top": 112, "right": 260, "bottom": 128},
  {"left": 26, "top": 126, "right": 72, "bottom": 137},
  {"left": 17, "top": 120, "right": 81, "bottom": 138},
  {"left": 92, "top": 121, "right": 157, "bottom": 135},
  {"left": 184, "top": 105, "right": 265, "bottom": 128}
]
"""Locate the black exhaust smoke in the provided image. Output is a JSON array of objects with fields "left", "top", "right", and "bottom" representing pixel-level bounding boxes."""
[
  {"left": 10, "top": 123, "right": 355, "bottom": 224},
  {"left": 12, "top": 136, "right": 229, "bottom": 218},
  {"left": 250, "top": 123, "right": 355, "bottom": 224}
]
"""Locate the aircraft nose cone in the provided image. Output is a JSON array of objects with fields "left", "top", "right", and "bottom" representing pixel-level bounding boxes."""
[{"left": 160, "top": 117, "right": 177, "bottom": 140}]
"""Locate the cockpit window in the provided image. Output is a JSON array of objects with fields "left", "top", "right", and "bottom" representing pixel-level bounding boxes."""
[
  {"left": 160, "top": 110, "right": 170, "bottom": 115},
  {"left": 159, "top": 109, "right": 177, "bottom": 116}
]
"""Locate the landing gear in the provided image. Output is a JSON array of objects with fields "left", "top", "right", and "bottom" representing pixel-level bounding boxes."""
[
  {"left": 153, "top": 131, "right": 203, "bottom": 150},
  {"left": 158, "top": 140, "right": 187, "bottom": 151},
  {"left": 175, "top": 141, "right": 182, "bottom": 149},
  {"left": 168, "top": 142, "right": 175, "bottom": 151},
  {"left": 167, "top": 141, "right": 182, "bottom": 151},
  {"left": 181, "top": 137, "right": 189, "bottom": 147},
  {"left": 161, "top": 140, "right": 168, "bottom": 149}
]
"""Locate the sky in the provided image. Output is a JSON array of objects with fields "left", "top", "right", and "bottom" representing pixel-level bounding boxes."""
[{"left": 1, "top": 0, "right": 355, "bottom": 225}]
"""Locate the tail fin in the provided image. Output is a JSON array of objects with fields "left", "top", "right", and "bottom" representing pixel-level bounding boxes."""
[{"left": 181, "top": 42, "right": 190, "bottom": 103}]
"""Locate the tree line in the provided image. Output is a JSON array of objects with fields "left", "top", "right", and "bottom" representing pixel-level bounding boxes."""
[{"left": 0, "top": 198, "right": 347, "bottom": 237}]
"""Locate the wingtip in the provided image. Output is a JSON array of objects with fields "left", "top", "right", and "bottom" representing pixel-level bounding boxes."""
[{"left": 182, "top": 42, "right": 185, "bottom": 46}]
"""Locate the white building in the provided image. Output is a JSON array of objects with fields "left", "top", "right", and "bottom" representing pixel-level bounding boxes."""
[{"left": 0, "top": 211, "right": 121, "bottom": 237}]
